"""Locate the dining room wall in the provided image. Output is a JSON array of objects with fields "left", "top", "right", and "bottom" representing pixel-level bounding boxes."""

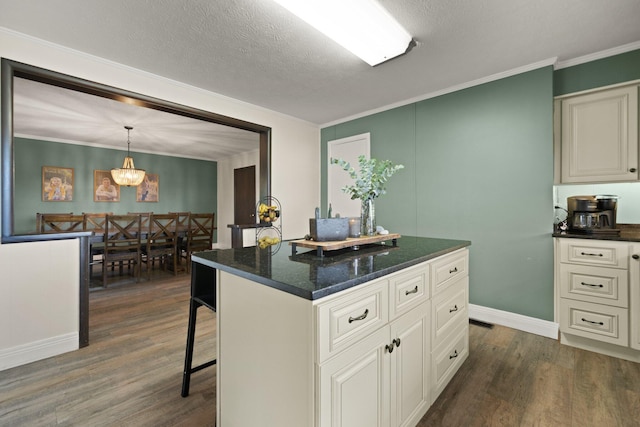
[{"left": 14, "top": 137, "right": 217, "bottom": 235}]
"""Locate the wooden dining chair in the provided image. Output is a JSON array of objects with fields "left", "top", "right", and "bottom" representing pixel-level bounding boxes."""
[
  {"left": 181, "top": 213, "right": 215, "bottom": 273},
  {"left": 142, "top": 213, "right": 179, "bottom": 280},
  {"left": 128, "top": 212, "right": 152, "bottom": 230},
  {"left": 102, "top": 214, "right": 142, "bottom": 288},
  {"left": 169, "top": 211, "right": 190, "bottom": 233},
  {"left": 39, "top": 213, "right": 83, "bottom": 233},
  {"left": 83, "top": 213, "right": 112, "bottom": 270},
  {"left": 170, "top": 211, "right": 190, "bottom": 266}
]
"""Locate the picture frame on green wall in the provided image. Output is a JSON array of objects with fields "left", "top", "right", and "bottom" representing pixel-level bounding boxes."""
[
  {"left": 94, "top": 170, "right": 120, "bottom": 202},
  {"left": 42, "top": 166, "right": 73, "bottom": 202},
  {"left": 136, "top": 173, "right": 159, "bottom": 202}
]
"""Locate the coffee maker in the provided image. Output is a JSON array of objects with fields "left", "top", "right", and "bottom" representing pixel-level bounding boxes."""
[{"left": 567, "top": 195, "right": 618, "bottom": 234}]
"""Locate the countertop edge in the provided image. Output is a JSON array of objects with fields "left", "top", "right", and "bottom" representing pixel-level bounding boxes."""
[{"left": 192, "top": 240, "right": 471, "bottom": 301}]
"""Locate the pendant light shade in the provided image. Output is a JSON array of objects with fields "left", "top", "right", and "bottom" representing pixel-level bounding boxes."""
[{"left": 111, "top": 126, "right": 146, "bottom": 186}]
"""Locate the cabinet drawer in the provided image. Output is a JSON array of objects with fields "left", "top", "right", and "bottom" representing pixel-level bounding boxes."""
[
  {"left": 431, "top": 325, "right": 468, "bottom": 403},
  {"left": 389, "top": 262, "right": 429, "bottom": 320},
  {"left": 559, "top": 263, "right": 628, "bottom": 307},
  {"left": 431, "top": 249, "right": 468, "bottom": 295},
  {"left": 317, "top": 279, "right": 389, "bottom": 363},
  {"left": 559, "top": 239, "right": 628, "bottom": 268},
  {"left": 560, "top": 299, "right": 628, "bottom": 346},
  {"left": 432, "top": 276, "right": 468, "bottom": 348}
]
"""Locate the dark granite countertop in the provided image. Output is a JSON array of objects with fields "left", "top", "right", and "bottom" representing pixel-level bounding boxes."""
[
  {"left": 192, "top": 235, "right": 471, "bottom": 300},
  {"left": 553, "top": 224, "right": 640, "bottom": 242}
]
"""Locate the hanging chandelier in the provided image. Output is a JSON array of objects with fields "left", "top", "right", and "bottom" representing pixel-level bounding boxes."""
[{"left": 111, "top": 125, "right": 146, "bottom": 186}]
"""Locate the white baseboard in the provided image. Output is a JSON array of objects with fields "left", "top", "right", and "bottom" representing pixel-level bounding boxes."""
[
  {"left": 469, "top": 304, "right": 559, "bottom": 339},
  {"left": 0, "top": 332, "right": 78, "bottom": 371}
]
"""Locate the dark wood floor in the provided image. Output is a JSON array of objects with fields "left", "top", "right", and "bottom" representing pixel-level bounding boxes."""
[{"left": 1, "top": 271, "right": 639, "bottom": 426}]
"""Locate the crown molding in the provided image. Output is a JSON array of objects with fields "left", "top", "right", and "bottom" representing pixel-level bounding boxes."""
[
  {"left": 322, "top": 57, "right": 558, "bottom": 128},
  {"left": 555, "top": 40, "right": 640, "bottom": 69}
]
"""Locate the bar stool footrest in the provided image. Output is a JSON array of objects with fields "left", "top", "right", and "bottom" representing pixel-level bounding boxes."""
[{"left": 189, "top": 358, "right": 217, "bottom": 374}]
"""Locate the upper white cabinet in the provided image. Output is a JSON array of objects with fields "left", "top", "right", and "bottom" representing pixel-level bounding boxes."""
[{"left": 559, "top": 84, "right": 638, "bottom": 183}]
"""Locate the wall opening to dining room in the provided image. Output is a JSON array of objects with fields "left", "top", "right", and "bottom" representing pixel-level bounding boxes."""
[{"left": 1, "top": 58, "right": 272, "bottom": 347}]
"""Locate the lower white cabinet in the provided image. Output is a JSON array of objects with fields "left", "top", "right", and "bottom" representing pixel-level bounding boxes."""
[
  {"left": 215, "top": 248, "right": 470, "bottom": 427},
  {"left": 318, "top": 303, "right": 430, "bottom": 427},
  {"left": 319, "top": 326, "right": 390, "bottom": 427},
  {"left": 555, "top": 238, "right": 640, "bottom": 362},
  {"left": 631, "top": 243, "right": 640, "bottom": 351},
  {"left": 317, "top": 249, "right": 469, "bottom": 427},
  {"left": 389, "top": 304, "right": 431, "bottom": 427}
]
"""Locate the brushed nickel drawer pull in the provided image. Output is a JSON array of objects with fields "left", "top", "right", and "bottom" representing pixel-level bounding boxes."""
[
  {"left": 405, "top": 285, "right": 418, "bottom": 296},
  {"left": 449, "top": 305, "right": 459, "bottom": 313},
  {"left": 449, "top": 267, "right": 458, "bottom": 274},
  {"left": 449, "top": 350, "right": 458, "bottom": 359},
  {"left": 581, "top": 317, "right": 604, "bottom": 326},
  {"left": 348, "top": 308, "right": 369, "bottom": 323},
  {"left": 581, "top": 282, "right": 604, "bottom": 288},
  {"left": 581, "top": 252, "right": 603, "bottom": 257}
]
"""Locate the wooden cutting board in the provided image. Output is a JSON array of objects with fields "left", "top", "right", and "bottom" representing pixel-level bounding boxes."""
[{"left": 289, "top": 233, "right": 401, "bottom": 256}]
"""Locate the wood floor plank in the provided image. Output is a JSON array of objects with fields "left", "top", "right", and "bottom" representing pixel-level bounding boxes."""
[
  {"left": 467, "top": 395, "right": 521, "bottom": 427},
  {"left": 571, "top": 349, "right": 635, "bottom": 427},
  {"left": 519, "top": 361, "right": 573, "bottom": 426}
]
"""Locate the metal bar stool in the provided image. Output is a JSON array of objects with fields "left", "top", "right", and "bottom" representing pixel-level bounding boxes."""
[{"left": 181, "top": 261, "right": 217, "bottom": 397}]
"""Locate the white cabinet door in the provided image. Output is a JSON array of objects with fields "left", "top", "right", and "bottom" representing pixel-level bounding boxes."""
[
  {"left": 561, "top": 85, "right": 638, "bottom": 183},
  {"left": 389, "top": 303, "right": 431, "bottom": 427},
  {"left": 318, "top": 326, "right": 390, "bottom": 427},
  {"left": 631, "top": 244, "right": 640, "bottom": 351}
]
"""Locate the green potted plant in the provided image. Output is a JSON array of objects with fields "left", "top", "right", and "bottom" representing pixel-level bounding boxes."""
[{"left": 331, "top": 155, "right": 404, "bottom": 236}]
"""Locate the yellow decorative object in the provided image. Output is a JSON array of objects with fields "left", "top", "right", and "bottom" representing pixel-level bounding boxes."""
[
  {"left": 258, "top": 235, "right": 280, "bottom": 249},
  {"left": 258, "top": 203, "right": 279, "bottom": 223}
]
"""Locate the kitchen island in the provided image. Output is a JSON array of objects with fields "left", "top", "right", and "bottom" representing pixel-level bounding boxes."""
[{"left": 193, "top": 235, "right": 471, "bottom": 427}]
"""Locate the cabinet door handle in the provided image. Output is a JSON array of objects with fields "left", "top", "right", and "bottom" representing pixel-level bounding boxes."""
[
  {"left": 393, "top": 338, "right": 401, "bottom": 348},
  {"left": 449, "top": 267, "right": 458, "bottom": 274},
  {"left": 581, "top": 317, "right": 604, "bottom": 326},
  {"left": 405, "top": 285, "right": 418, "bottom": 296},
  {"left": 633, "top": 254, "right": 639, "bottom": 260},
  {"left": 580, "top": 252, "right": 603, "bottom": 257},
  {"left": 630, "top": 168, "right": 637, "bottom": 173},
  {"left": 449, "top": 304, "right": 459, "bottom": 313},
  {"left": 385, "top": 342, "right": 395, "bottom": 353},
  {"left": 348, "top": 308, "right": 369, "bottom": 323},
  {"left": 449, "top": 350, "right": 459, "bottom": 359},
  {"left": 580, "top": 282, "right": 604, "bottom": 288}
]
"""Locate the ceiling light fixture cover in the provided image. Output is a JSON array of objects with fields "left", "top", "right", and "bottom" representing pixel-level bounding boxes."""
[
  {"left": 111, "top": 126, "right": 146, "bottom": 187},
  {"left": 273, "top": 0, "right": 413, "bottom": 66}
]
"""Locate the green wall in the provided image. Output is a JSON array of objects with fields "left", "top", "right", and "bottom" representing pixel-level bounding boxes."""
[
  {"left": 554, "top": 48, "right": 640, "bottom": 96},
  {"left": 322, "top": 66, "right": 555, "bottom": 321},
  {"left": 15, "top": 137, "right": 217, "bottom": 234}
]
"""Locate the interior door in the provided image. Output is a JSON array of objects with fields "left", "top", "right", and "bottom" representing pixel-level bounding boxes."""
[
  {"left": 234, "top": 165, "right": 256, "bottom": 224},
  {"left": 328, "top": 133, "right": 370, "bottom": 218}
]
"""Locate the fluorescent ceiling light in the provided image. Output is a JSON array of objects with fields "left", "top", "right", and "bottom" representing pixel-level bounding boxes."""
[{"left": 273, "top": 0, "right": 413, "bottom": 66}]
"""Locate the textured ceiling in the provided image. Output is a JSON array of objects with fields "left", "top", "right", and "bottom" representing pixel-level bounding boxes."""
[
  {"left": 13, "top": 78, "right": 260, "bottom": 161},
  {"left": 2, "top": 0, "right": 640, "bottom": 158}
]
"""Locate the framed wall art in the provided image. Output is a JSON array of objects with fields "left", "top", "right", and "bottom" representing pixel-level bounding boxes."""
[
  {"left": 93, "top": 170, "right": 120, "bottom": 202},
  {"left": 42, "top": 166, "right": 74, "bottom": 201},
  {"left": 136, "top": 173, "right": 159, "bottom": 202}
]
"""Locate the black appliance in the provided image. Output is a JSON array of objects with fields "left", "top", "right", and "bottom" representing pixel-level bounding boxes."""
[{"left": 567, "top": 195, "right": 618, "bottom": 234}]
